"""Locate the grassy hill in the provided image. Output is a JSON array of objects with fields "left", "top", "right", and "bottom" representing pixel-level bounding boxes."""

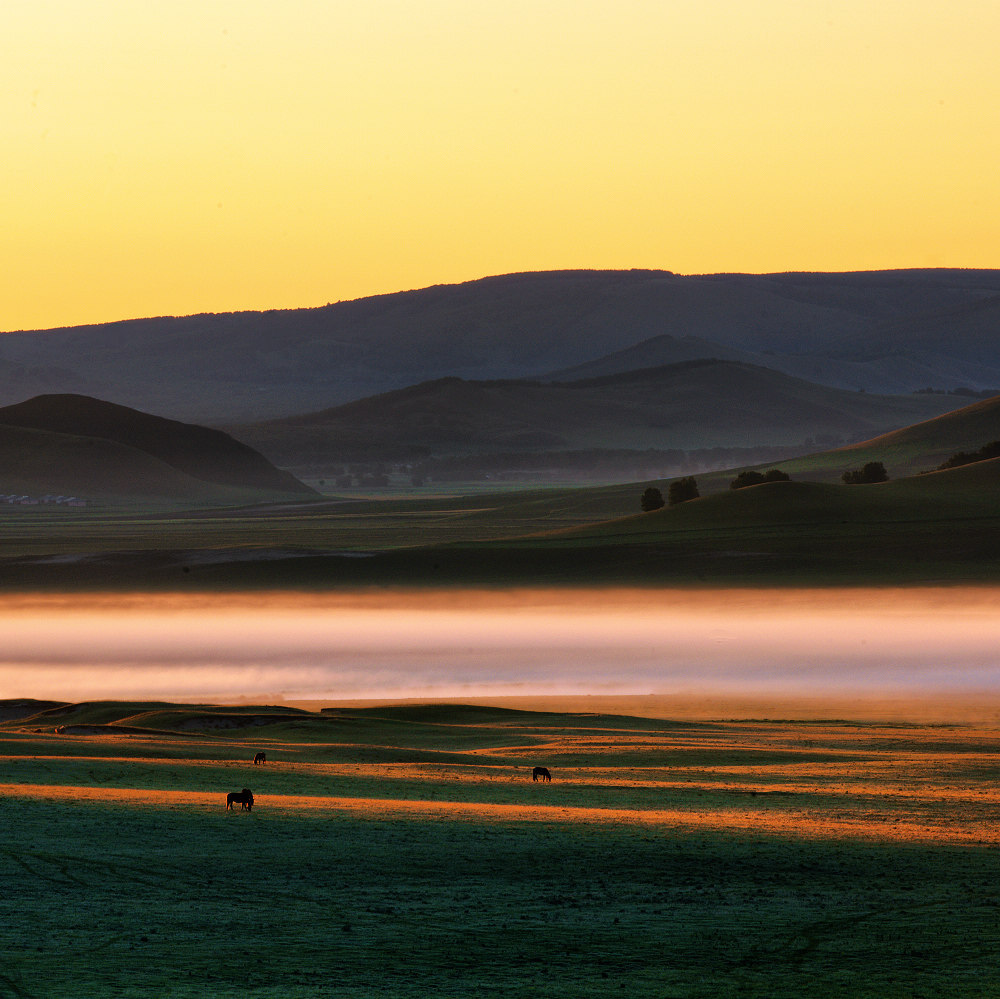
[
  {"left": 0, "top": 394, "right": 317, "bottom": 505},
  {"left": 0, "top": 423, "right": 257, "bottom": 503},
  {"left": 228, "top": 360, "right": 965, "bottom": 471},
  {"left": 572, "top": 457, "right": 1000, "bottom": 540},
  {"left": 743, "top": 392, "right": 1000, "bottom": 485},
  {"left": 3, "top": 268, "right": 1000, "bottom": 422},
  {"left": 324, "top": 457, "right": 1000, "bottom": 587},
  {"left": 0, "top": 394, "right": 315, "bottom": 494}
]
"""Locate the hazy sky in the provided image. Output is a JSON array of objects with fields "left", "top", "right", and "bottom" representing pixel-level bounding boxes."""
[{"left": 5, "top": 0, "right": 999, "bottom": 331}]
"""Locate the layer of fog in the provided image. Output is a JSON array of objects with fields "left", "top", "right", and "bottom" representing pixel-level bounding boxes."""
[{"left": 2, "top": 588, "right": 998, "bottom": 712}]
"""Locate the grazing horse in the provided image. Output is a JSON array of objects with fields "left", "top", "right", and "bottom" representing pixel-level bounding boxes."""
[
  {"left": 532, "top": 767, "right": 552, "bottom": 782},
  {"left": 253, "top": 752, "right": 266, "bottom": 765},
  {"left": 226, "top": 788, "right": 254, "bottom": 811}
]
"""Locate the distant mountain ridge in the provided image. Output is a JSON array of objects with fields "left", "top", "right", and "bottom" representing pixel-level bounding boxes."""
[{"left": 2, "top": 268, "right": 999, "bottom": 423}]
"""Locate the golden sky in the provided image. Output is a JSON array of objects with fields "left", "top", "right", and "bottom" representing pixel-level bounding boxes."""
[{"left": 4, "top": 0, "right": 999, "bottom": 332}]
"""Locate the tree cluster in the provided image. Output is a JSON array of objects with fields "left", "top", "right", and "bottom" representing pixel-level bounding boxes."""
[
  {"left": 729, "top": 469, "right": 790, "bottom": 490},
  {"left": 842, "top": 461, "right": 888, "bottom": 484},
  {"left": 936, "top": 441, "right": 1000, "bottom": 471},
  {"left": 667, "top": 476, "right": 699, "bottom": 506}
]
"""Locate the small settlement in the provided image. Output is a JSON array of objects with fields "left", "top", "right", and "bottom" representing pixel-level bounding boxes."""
[{"left": 1, "top": 494, "right": 87, "bottom": 507}]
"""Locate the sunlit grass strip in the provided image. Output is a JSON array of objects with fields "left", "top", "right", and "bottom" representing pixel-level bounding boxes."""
[{"left": 2, "top": 782, "right": 995, "bottom": 846}]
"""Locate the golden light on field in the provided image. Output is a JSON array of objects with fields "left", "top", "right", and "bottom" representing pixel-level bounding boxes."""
[
  {"left": 4, "top": 716, "right": 1000, "bottom": 846},
  {"left": 3, "top": 588, "right": 999, "bottom": 717},
  {"left": 4, "top": 0, "right": 999, "bottom": 331}
]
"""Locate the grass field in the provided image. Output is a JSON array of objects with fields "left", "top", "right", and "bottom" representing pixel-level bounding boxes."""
[{"left": 3, "top": 701, "right": 1000, "bottom": 997}]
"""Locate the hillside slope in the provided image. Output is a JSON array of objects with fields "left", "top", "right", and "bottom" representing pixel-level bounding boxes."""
[
  {"left": 748, "top": 392, "right": 1000, "bottom": 486},
  {"left": 349, "top": 457, "right": 1000, "bottom": 587},
  {"left": 0, "top": 394, "right": 315, "bottom": 496},
  {"left": 583, "top": 458, "right": 1000, "bottom": 539},
  {"left": 0, "top": 423, "right": 297, "bottom": 504}
]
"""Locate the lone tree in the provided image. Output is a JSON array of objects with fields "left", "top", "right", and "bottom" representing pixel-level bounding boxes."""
[
  {"left": 667, "top": 476, "right": 699, "bottom": 505},
  {"left": 640, "top": 486, "right": 665, "bottom": 512},
  {"left": 842, "top": 461, "right": 888, "bottom": 484}
]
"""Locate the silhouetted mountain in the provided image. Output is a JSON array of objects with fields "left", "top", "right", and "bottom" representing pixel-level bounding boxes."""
[
  {"left": 2, "top": 269, "right": 1000, "bottom": 422},
  {"left": 0, "top": 394, "right": 316, "bottom": 500},
  {"left": 228, "top": 360, "right": 966, "bottom": 470}
]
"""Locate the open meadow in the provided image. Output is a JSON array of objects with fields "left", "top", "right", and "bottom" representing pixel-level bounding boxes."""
[{"left": 3, "top": 701, "right": 1000, "bottom": 997}]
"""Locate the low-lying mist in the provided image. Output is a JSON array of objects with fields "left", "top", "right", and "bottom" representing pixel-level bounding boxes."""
[{"left": 3, "top": 588, "right": 999, "bottom": 719}]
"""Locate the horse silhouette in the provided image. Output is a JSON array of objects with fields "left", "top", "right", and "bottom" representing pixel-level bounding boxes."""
[
  {"left": 532, "top": 767, "right": 552, "bottom": 782},
  {"left": 253, "top": 752, "right": 266, "bottom": 764},
  {"left": 226, "top": 788, "right": 254, "bottom": 811}
]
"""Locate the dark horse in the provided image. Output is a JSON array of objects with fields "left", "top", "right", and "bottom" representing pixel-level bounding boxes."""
[
  {"left": 226, "top": 788, "right": 254, "bottom": 811},
  {"left": 532, "top": 767, "right": 552, "bottom": 782},
  {"left": 253, "top": 752, "right": 266, "bottom": 765}
]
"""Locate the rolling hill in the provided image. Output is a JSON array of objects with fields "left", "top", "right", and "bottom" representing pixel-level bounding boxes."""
[
  {"left": 585, "top": 457, "right": 1000, "bottom": 540},
  {"left": 2, "top": 268, "right": 1000, "bottom": 423},
  {"left": 745, "top": 392, "right": 1000, "bottom": 485},
  {"left": 0, "top": 394, "right": 317, "bottom": 504},
  {"left": 332, "top": 452, "right": 1000, "bottom": 587},
  {"left": 226, "top": 360, "right": 967, "bottom": 473}
]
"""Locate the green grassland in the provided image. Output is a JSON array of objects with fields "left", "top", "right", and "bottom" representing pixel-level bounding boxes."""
[{"left": 3, "top": 701, "right": 1000, "bottom": 997}]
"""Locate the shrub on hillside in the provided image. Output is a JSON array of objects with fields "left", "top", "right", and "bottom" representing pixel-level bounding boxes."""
[
  {"left": 937, "top": 441, "right": 1000, "bottom": 471},
  {"left": 731, "top": 470, "right": 765, "bottom": 489},
  {"left": 668, "top": 476, "right": 699, "bottom": 506},
  {"left": 730, "top": 469, "right": 790, "bottom": 489},
  {"left": 640, "top": 486, "right": 665, "bottom": 512},
  {"left": 842, "top": 461, "right": 888, "bottom": 484}
]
